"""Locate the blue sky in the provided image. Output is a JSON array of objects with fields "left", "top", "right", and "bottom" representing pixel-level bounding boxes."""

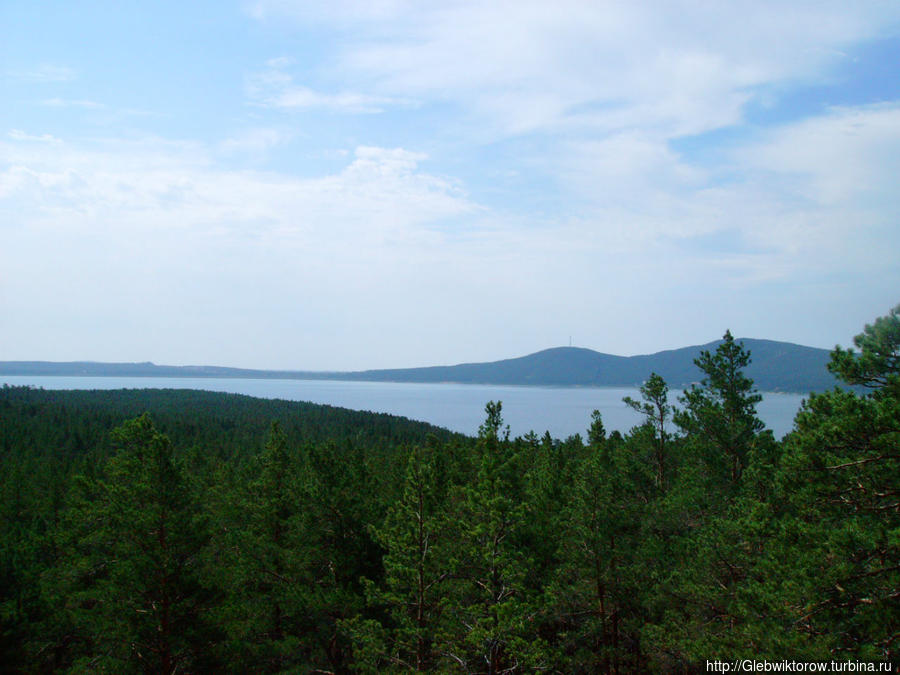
[{"left": 2, "top": 1, "right": 900, "bottom": 369}]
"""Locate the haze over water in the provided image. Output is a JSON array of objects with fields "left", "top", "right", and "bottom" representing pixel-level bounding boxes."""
[{"left": 1, "top": 377, "right": 807, "bottom": 440}]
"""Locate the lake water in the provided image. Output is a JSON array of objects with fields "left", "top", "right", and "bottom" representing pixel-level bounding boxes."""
[{"left": 0, "top": 376, "right": 808, "bottom": 439}]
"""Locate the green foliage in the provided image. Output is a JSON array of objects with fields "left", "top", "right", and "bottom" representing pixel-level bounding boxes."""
[
  {"left": 829, "top": 303, "right": 900, "bottom": 393},
  {"left": 361, "top": 445, "right": 448, "bottom": 671},
  {"left": 436, "top": 403, "right": 545, "bottom": 673},
  {"left": 623, "top": 372, "right": 672, "bottom": 490},
  {"left": 51, "top": 414, "right": 207, "bottom": 673},
  {"left": 549, "top": 430, "right": 645, "bottom": 672},
  {"left": 1, "top": 305, "right": 898, "bottom": 670},
  {"left": 203, "top": 421, "right": 312, "bottom": 672},
  {"left": 587, "top": 409, "right": 606, "bottom": 446},
  {"left": 675, "top": 330, "right": 765, "bottom": 486},
  {"left": 769, "top": 308, "right": 900, "bottom": 658},
  {"left": 478, "top": 400, "right": 509, "bottom": 444}
]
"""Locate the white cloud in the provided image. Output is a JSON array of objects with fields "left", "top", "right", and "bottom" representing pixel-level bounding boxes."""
[
  {"left": 248, "top": 1, "right": 900, "bottom": 138},
  {"left": 738, "top": 103, "right": 900, "bottom": 208},
  {"left": 8, "top": 129, "right": 61, "bottom": 143},
  {"left": 0, "top": 134, "right": 491, "bottom": 366},
  {"left": 239, "top": 0, "right": 900, "bottom": 280},
  {"left": 247, "top": 61, "right": 412, "bottom": 113},
  {"left": 40, "top": 98, "right": 104, "bottom": 109},
  {"left": 266, "top": 85, "right": 400, "bottom": 112},
  {"left": 246, "top": 0, "right": 411, "bottom": 24},
  {"left": 0, "top": 136, "right": 473, "bottom": 249},
  {"left": 726, "top": 103, "right": 900, "bottom": 271},
  {"left": 265, "top": 56, "right": 295, "bottom": 69},
  {"left": 9, "top": 64, "right": 77, "bottom": 82},
  {"left": 218, "top": 128, "right": 295, "bottom": 155}
]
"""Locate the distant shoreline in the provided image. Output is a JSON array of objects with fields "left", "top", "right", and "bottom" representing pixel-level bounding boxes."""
[
  {"left": 2, "top": 373, "right": 820, "bottom": 396},
  {"left": 0, "top": 339, "right": 842, "bottom": 393}
]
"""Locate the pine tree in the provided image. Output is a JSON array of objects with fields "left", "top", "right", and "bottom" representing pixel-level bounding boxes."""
[
  {"left": 587, "top": 410, "right": 606, "bottom": 447},
  {"left": 437, "top": 402, "right": 544, "bottom": 673},
  {"left": 204, "top": 421, "right": 308, "bottom": 671},
  {"left": 642, "top": 338, "right": 767, "bottom": 666},
  {"left": 675, "top": 331, "right": 764, "bottom": 486},
  {"left": 550, "top": 426, "right": 644, "bottom": 673},
  {"left": 771, "top": 305, "right": 900, "bottom": 658},
  {"left": 623, "top": 372, "right": 672, "bottom": 491},
  {"left": 360, "top": 445, "right": 448, "bottom": 671},
  {"left": 52, "top": 414, "right": 206, "bottom": 673},
  {"left": 295, "top": 438, "right": 383, "bottom": 672}
]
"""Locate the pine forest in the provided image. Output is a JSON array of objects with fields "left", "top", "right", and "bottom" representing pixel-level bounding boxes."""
[{"left": 1, "top": 307, "right": 898, "bottom": 673}]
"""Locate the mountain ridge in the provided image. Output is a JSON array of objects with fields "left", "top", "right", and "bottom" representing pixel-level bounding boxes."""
[
  {"left": 0, "top": 337, "right": 843, "bottom": 393},
  {"left": 339, "top": 338, "right": 839, "bottom": 391}
]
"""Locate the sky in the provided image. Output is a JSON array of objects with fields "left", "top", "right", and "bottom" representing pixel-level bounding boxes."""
[{"left": 2, "top": 1, "right": 900, "bottom": 370}]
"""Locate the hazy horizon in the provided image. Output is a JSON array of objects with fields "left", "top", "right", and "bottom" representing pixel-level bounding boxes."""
[
  {"left": 1, "top": 335, "right": 834, "bottom": 375},
  {"left": 3, "top": 2, "right": 899, "bottom": 370}
]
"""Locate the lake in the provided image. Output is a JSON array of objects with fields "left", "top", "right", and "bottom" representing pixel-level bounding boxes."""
[{"left": 0, "top": 376, "right": 808, "bottom": 439}]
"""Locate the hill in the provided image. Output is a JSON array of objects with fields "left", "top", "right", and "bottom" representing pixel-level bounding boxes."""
[
  {"left": 341, "top": 339, "right": 839, "bottom": 392},
  {"left": 0, "top": 386, "right": 459, "bottom": 459},
  {"left": 0, "top": 337, "right": 842, "bottom": 393}
]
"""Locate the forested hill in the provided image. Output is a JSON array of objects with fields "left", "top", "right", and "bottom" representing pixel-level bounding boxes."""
[
  {"left": 1, "top": 337, "right": 839, "bottom": 392},
  {"left": 343, "top": 339, "right": 839, "bottom": 391},
  {"left": 0, "top": 386, "right": 460, "bottom": 468}
]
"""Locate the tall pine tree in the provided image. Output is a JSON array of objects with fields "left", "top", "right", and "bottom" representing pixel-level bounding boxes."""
[{"left": 52, "top": 414, "right": 206, "bottom": 673}]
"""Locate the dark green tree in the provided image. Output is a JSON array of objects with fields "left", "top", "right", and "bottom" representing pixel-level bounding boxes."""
[
  {"left": 771, "top": 305, "right": 900, "bottom": 658},
  {"left": 204, "top": 421, "right": 310, "bottom": 671},
  {"left": 623, "top": 372, "right": 672, "bottom": 490},
  {"left": 294, "top": 438, "right": 384, "bottom": 672},
  {"left": 675, "top": 331, "right": 764, "bottom": 485},
  {"left": 641, "top": 341, "right": 768, "bottom": 667},
  {"left": 587, "top": 410, "right": 606, "bottom": 447},
  {"left": 52, "top": 414, "right": 206, "bottom": 673},
  {"left": 550, "top": 427, "right": 644, "bottom": 673},
  {"left": 353, "top": 445, "right": 449, "bottom": 672},
  {"left": 829, "top": 303, "right": 900, "bottom": 393},
  {"left": 437, "top": 402, "right": 545, "bottom": 673}
]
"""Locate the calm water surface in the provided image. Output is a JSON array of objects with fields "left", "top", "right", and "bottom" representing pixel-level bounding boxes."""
[{"left": 1, "top": 376, "right": 808, "bottom": 439}]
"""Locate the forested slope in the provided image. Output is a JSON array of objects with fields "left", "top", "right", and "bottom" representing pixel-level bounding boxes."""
[
  {"left": 0, "top": 387, "right": 457, "bottom": 461},
  {"left": 344, "top": 338, "right": 840, "bottom": 391},
  {"left": 1, "top": 309, "right": 897, "bottom": 672}
]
